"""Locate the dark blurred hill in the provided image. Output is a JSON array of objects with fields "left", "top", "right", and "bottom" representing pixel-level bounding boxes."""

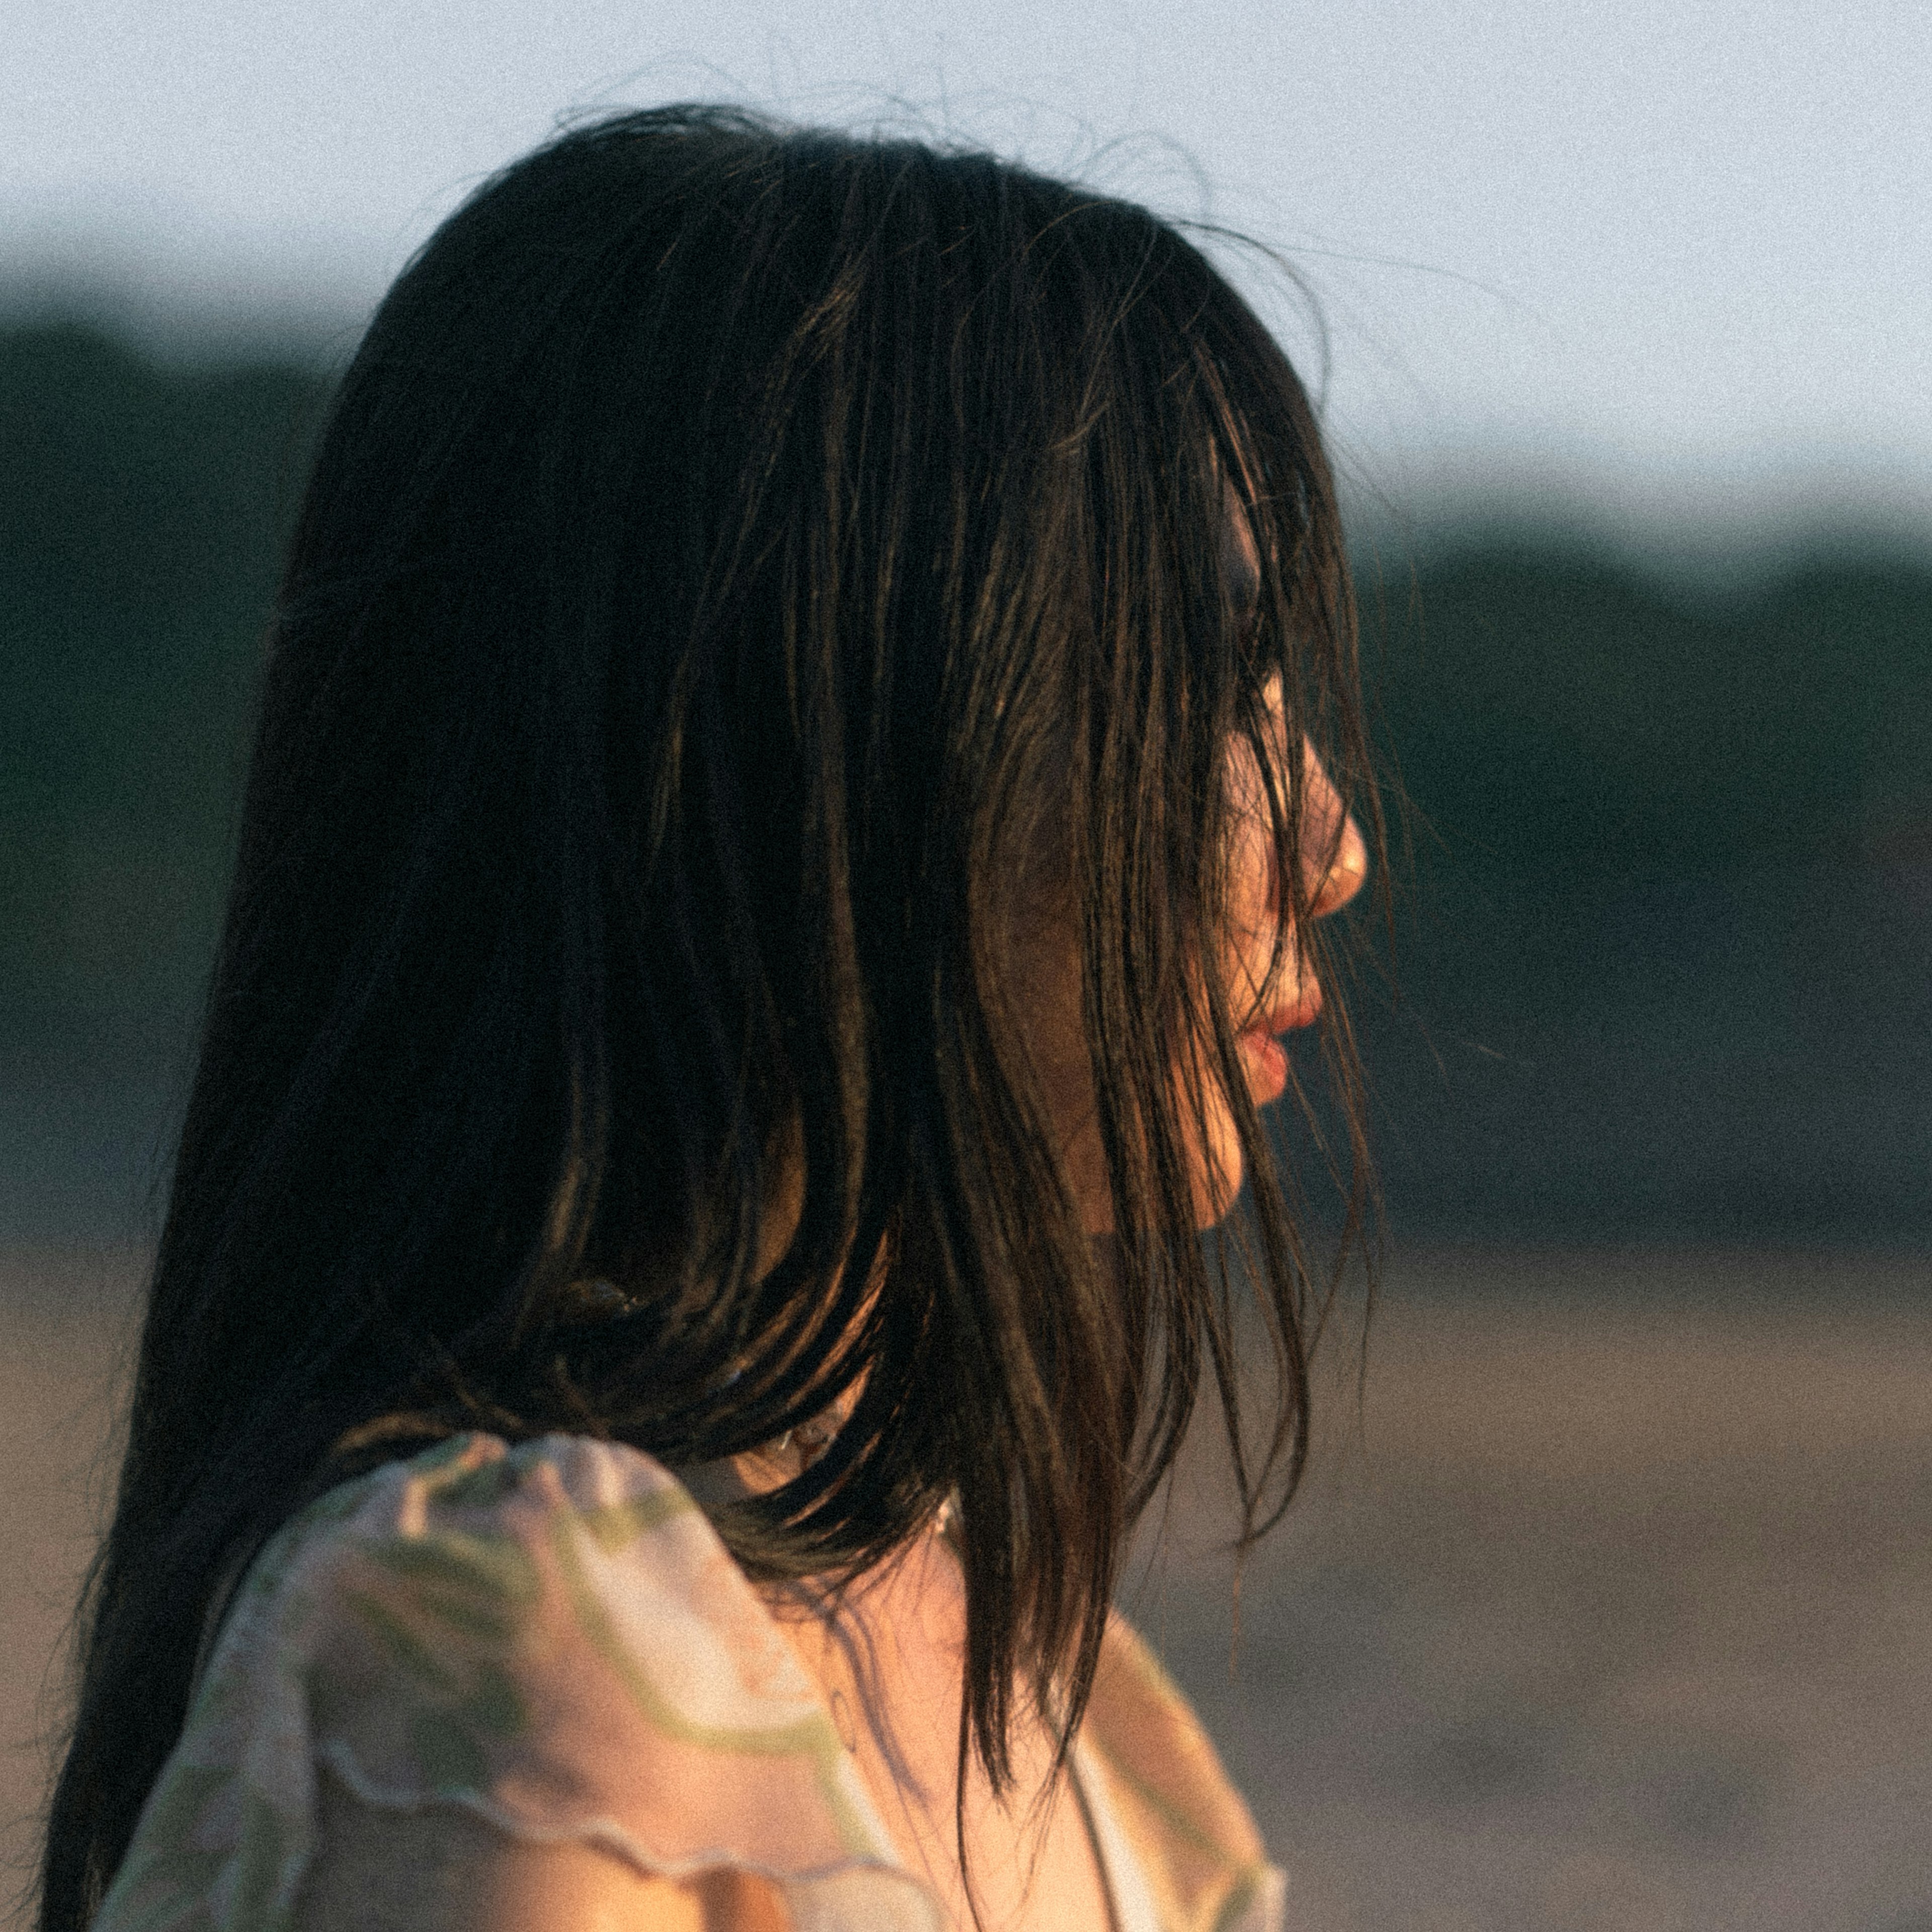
[
  {"left": 1349, "top": 532, "right": 1932, "bottom": 1245},
  {"left": 3, "top": 314, "right": 1928, "bottom": 1247},
  {"left": 2, "top": 317, "right": 332, "bottom": 1233},
  {"left": 1366, "top": 538, "right": 1932, "bottom": 886},
  {"left": 3, "top": 317, "right": 328, "bottom": 1019}
]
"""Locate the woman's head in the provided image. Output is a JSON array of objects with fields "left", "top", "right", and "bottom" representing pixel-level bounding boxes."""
[{"left": 44, "top": 104, "right": 1379, "bottom": 1928}]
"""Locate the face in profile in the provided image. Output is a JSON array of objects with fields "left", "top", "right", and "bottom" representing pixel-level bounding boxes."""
[
  {"left": 1007, "top": 693, "right": 1366, "bottom": 1237},
  {"left": 1189, "top": 495, "right": 1367, "bottom": 1221},
  {"left": 1197, "top": 678, "right": 1366, "bottom": 1220}
]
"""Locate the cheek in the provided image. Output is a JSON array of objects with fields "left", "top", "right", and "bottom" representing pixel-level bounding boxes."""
[
  {"left": 1002, "top": 888, "right": 1266, "bottom": 1236},
  {"left": 1220, "top": 758, "right": 1299, "bottom": 1003}
]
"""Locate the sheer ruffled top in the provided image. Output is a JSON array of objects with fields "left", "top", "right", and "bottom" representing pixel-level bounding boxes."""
[{"left": 95, "top": 1432, "right": 1284, "bottom": 1932}]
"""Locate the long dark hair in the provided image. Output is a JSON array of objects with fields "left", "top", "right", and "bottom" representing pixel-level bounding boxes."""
[{"left": 42, "top": 104, "right": 1379, "bottom": 1929}]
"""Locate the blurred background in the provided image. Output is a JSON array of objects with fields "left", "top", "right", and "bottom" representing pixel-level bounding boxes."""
[{"left": 3, "top": 2, "right": 1928, "bottom": 1926}]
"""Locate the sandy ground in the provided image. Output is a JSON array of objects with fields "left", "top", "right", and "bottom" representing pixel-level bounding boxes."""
[
  {"left": 0, "top": 1247, "right": 140, "bottom": 1928},
  {"left": 3, "top": 1245, "right": 1929, "bottom": 1930}
]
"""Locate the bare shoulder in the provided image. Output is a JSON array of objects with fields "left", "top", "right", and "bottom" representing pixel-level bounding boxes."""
[{"left": 293, "top": 1771, "right": 790, "bottom": 1932}]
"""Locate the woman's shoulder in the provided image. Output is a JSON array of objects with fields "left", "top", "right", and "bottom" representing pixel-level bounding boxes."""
[
  {"left": 96, "top": 1432, "right": 937, "bottom": 1932},
  {"left": 1078, "top": 1613, "right": 1287, "bottom": 1932}
]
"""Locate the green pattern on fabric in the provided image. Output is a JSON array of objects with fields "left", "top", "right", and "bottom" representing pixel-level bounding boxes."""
[
  {"left": 1088, "top": 1736, "right": 1244, "bottom": 1870},
  {"left": 408, "top": 1707, "right": 494, "bottom": 1792},
  {"left": 460, "top": 1659, "right": 528, "bottom": 1737},
  {"left": 339, "top": 1590, "right": 464, "bottom": 1700},
  {"left": 223, "top": 1792, "right": 292, "bottom": 1932},
  {"left": 434, "top": 1454, "right": 521, "bottom": 1512},
  {"left": 366, "top": 1528, "right": 540, "bottom": 1625},
  {"left": 340, "top": 1524, "right": 539, "bottom": 1719},
  {"left": 1212, "top": 1870, "right": 1266, "bottom": 1932},
  {"left": 101, "top": 1764, "right": 232, "bottom": 1932},
  {"left": 545, "top": 1506, "right": 882, "bottom": 1858},
  {"left": 575, "top": 1484, "right": 699, "bottom": 1552}
]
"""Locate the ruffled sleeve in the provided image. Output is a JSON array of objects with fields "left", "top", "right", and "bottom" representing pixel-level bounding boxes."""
[{"left": 95, "top": 1432, "right": 939, "bottom": 1932}]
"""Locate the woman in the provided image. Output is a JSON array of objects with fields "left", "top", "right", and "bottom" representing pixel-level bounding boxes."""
[{"left": 41, "top": 106, "right": 1375, "bottom": 1932}]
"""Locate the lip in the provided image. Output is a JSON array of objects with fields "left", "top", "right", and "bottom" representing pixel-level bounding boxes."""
[
  {"left": 1252, "top": 981, "right": 1323, "bottom": 1037},
  {"left": 1236, "top": 984, "right": 1321, "bottom": 1106}
]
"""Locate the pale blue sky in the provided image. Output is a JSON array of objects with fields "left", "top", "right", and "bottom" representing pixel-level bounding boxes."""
[{"left": 6, "top": 0, "right": 1928, "bottom": 543}]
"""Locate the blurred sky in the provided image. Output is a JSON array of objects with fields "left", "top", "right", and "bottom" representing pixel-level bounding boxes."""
[{"left": 5, "top": 0, "right": 1929, "bottom": 545}]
